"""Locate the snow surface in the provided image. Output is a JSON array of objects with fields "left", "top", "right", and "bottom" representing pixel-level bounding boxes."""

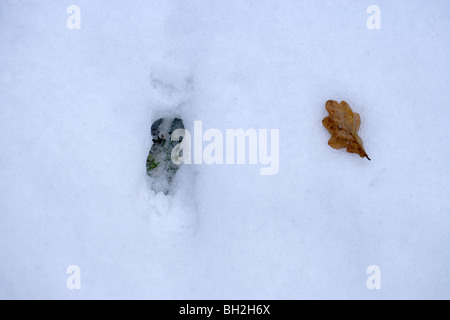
[{"left": 0, "top": 0, "right": 449, "bottom": 299}]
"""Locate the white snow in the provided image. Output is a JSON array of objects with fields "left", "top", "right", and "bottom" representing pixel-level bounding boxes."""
[{"left": 0, "top": 0, "right": 449, "bottom": 299}]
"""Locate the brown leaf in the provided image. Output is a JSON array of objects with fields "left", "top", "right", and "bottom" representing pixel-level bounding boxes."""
[{"left": 322, "top": 100, "right": 370, "bottom": 160}]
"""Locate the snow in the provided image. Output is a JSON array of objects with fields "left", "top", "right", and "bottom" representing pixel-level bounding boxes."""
[{"left": 1, "top": 0, "right": 449, "bottom": 299}]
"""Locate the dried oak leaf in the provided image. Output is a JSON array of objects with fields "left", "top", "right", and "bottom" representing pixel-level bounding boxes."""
[{"left": 322, "top": 100, "right": 370, "bottom": 160}]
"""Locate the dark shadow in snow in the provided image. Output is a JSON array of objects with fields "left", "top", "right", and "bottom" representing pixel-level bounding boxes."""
[{"left": 147, "top": 117, "right": 185, "bottom": 194}]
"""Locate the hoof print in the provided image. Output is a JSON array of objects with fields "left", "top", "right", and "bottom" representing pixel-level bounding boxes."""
[{"left": 147, "top": 117, "right": 185, "bottom": 194}]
